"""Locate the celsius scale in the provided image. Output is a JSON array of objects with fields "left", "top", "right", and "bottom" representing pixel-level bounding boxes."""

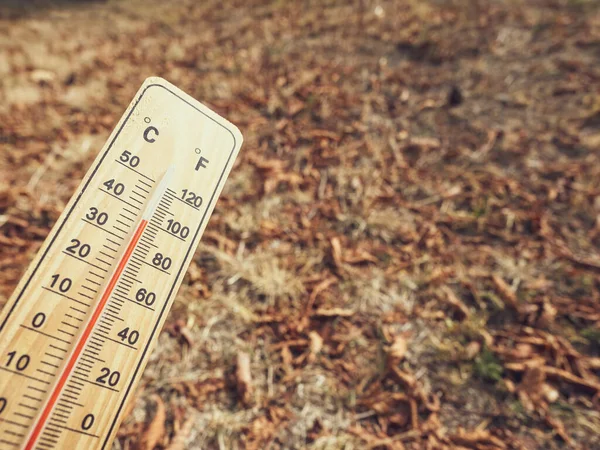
[{"left": 0, "top": 77, "right": 243, "bottom": 449}]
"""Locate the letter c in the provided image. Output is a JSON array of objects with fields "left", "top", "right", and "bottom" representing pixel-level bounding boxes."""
[{"left": 143, "top": 126, "right": 159, "bottom": 143}]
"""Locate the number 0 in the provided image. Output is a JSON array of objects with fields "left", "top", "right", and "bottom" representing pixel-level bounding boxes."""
[
  {"left": 32, "top": 312, "right": 46, "bottom": 329},
  {"left": 82, "top": 413, "right": 94, "bottom": 430}
]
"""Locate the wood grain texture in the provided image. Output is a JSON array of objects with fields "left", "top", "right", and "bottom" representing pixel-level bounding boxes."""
[{"left": 0, "top": 77, "right": 242, "bottom": 450}]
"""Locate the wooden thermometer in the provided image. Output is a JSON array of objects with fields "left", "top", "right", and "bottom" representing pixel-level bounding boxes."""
[{"left": 0, "top": 77, "right": 243, "bottom": 449}]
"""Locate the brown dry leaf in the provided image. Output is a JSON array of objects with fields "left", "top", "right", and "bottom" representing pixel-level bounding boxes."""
[
  {"left": 464, "top": 341, "right": 481, "bottom": 360},
  {"left": 281, "top": 345, "right": 293, "bottom": 368},
  {"left": 165, "top": 416, "right": 194, "bottom": 450},
  {"left": 517, "top": 364, "right": 546, "bottom": 412},
  {"left": 264, "top": 171, "right": 303, "bottom": 194},
  {"left": 586, "top": 357, "right": 600, "bottom": 370},
  {"left": 544, "top": 366, "right": 600, "bottom": 393},
  {"left": 236, "top": 351, "right": 253, "bottom": 405},
  {"left": 142, "top": 394, "right": 166, "bottom": 450},
  {"left": 344, "top": 247, "right": 379, "bottom": 265},
  {"left": 309, "top": 331, "right": 323, "bottom": 355},
  {"left": 330, "top": 237, "right": 344, "bottom": 271},
  {"left": 536, "top": 299, "right": 557, "bottom": 328},
  {"left": 246, "top": 414, "right": 281, "bottom": 450},
  {"left": 179, "top": 326, "right": 194, "bottom": 347},
  {"left": 182, "top": 377, "right": 225, "bottom": 407},
  {"left": 513, "top": 343, "right": 535, "bottom": 359},
  {"left": 492, "top": 275, "right": 519, "bottom": 310},
  {"left": 313, "top": 307, "right": 354, "bottom": 317},
  {"left": 545, "top": 413, "right": 574, "bottom": 445},
  {"left": 450, "top": 427, "right": 507, "bottom": 449},
  {"left": 386, "top": 335, "right": 407, "bottom": 366},
  {"left": 441, "top": 285, "right": 470, "bottom": 319},
  {"left": 305, "top": 275, "right": 337, "bottom": 314}
]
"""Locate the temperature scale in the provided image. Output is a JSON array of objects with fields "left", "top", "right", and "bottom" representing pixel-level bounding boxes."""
[{"left": 0, "top": 77, "right": 243, "bottom": 449}]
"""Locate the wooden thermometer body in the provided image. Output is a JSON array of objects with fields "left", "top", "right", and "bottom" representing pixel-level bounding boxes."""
[{"left": 0, "top": 77, "right": 242, "bottom": 449}]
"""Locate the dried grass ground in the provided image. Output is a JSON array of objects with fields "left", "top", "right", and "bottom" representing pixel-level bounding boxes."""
[{"left": 1, "top": 0, "right": 600, "bottom": 449}]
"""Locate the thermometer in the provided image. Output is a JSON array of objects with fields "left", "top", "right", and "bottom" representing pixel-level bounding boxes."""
[{"left": 0, "top": 77, "right": 243, "bottom": 449}]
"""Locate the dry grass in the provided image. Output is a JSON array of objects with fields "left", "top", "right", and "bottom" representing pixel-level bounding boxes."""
[{"left": 1, "top": 0, "right": 600, "bottom": 449}]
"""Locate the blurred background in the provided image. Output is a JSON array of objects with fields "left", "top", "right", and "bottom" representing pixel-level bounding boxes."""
[{"left": 1, "top": 0, "right": 599, "bottom": 449}]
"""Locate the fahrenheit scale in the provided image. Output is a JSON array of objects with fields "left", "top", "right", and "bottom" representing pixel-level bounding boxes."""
[{"left": 0, "top": 77, "right": 243, "bottom": 449}]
